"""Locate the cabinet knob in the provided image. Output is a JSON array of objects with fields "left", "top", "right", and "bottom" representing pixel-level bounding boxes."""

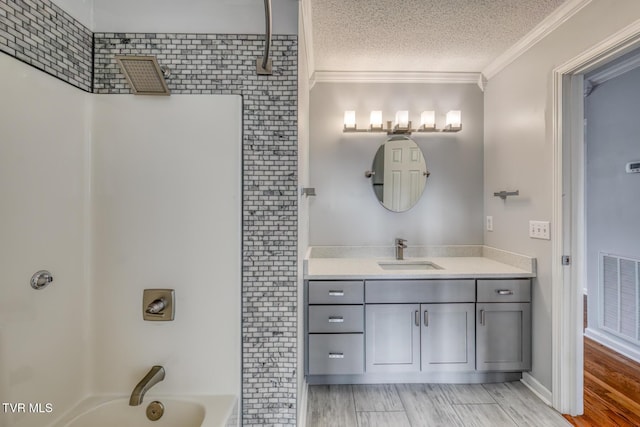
[
  {"left": 496, "top": 289, "right": 514, "bottom": 295},
  {"left": 328, "top": 353, "right": 344, "bottom": 359},
  {"left": 328, "top": 290, "right": 344, "bottom": 296},
  {"left": 328, "top": 316, "right": 344, "bottom": 323}
]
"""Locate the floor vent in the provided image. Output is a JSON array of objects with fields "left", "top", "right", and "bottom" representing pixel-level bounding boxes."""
[{"left": 601, "top": 253, "right": 640, "bottom": 344}]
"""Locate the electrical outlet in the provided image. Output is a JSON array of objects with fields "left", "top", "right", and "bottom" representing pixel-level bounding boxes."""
[
  {"left": 486, "top": 216, "right": 493, "bottom": 231},
  {"left": 529, "top": 220, "right": 550, "bottom": 240}
]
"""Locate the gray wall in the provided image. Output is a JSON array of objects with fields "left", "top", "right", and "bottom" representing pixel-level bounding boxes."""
[
  {"left": 585, "top": 66, "right": 640, "bottom": 331},
  {"left": 309, "top": 82, "right": 484, "bottom": 246},
  {"left": 483, "top": 0, "right": 640, "bottom": 392}
]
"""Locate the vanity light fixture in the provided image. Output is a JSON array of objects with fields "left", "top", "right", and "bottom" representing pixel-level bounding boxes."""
[{"left": 343, "top": 110, "right": 461, "bottom": 134}]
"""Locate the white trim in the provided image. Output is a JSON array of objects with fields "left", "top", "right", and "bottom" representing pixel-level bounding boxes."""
[
  {"left": 300, "top": 0, "right": 315, "bottom": 82},
  {"left": 586, "top": 52, "right": 640, "bottom": 86},
  {"left": 483, "top": 0, "right": 592, "bottom": 80},
  {"left": 312, "top": 71, "right": 481, "bottom": 85},
  {"left": 521, "top": 373, "right": 553, "bottom": 406},
  {"left": 585, "top": 328, "right": 640, "bottom": 364},
  {"left": 298, "top": 379, "right": 309, "bottom": 426},
  {"left": 552, "top": 18, "right": 640, "bottom": 417}
]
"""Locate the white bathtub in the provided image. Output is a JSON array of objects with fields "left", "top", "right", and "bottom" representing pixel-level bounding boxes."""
[{"left": 50, "top": 395, "right": 237, "bottom": 427}]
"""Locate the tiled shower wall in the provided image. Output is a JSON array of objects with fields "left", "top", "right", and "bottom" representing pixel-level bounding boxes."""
[
  {"left": 0, "top": 0, "right": 92, "bottom": 91},
  {"left": 1, "top": 1, "right": 299, "bottom": 425}
]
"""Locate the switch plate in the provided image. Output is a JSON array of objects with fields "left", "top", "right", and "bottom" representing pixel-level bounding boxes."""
[
  {"left": 486, "top": 216, "right": 493, "bottom": 231},
  {"left": 529, "top": 220, "right": 550, "bottom": 240}
]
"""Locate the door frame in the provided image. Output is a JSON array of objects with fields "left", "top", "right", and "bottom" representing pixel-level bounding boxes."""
[{"left": 552, "top": 19, "right": 640, "bottom": 415}]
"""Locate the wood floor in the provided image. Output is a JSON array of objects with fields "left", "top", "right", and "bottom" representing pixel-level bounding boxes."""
[
  {"left": 307, "top": 382, "right": 569, "bottom": 427},
  {"left": 563, "top": 338, "right": 640, "bottom": 426},
  {"left": 563, "top": 296, "right": 640, "bottom": 426}
]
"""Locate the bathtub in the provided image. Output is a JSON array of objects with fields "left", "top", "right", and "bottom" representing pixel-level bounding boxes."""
[{"left": 50, "top": 395, "right": 237, "bottom": 427}]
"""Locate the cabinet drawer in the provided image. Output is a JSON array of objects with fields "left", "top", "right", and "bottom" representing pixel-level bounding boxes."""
[
  {"left": 477, "top": 279, "right": 531, "bottom": 302},
  {"left": 309, "top": 281, "right": 364, "bottom": 304},
  {"left": 309, "top": 305, "right": 364, "bottom": 333},
  {"left": 308, "top": 334, "right": 364, "bottom": 375},
  {"left": 365, "top": 279, "right": 475, "bottom": 303}
]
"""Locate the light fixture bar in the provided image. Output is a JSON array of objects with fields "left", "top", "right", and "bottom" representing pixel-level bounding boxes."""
[{"left": 342, "top": 110, "right": 462, "bottom": 134}]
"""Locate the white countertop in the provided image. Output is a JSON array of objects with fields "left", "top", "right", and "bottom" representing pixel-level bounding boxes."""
[{"left": 304, "top": 246, "right": 536, "bottom": 280}]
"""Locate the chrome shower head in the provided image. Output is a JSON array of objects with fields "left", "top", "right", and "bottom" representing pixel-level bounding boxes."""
[{"left": 115, "top": 56, "right": 171, "bottom": 96}]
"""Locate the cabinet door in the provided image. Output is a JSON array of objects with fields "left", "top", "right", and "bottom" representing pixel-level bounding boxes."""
[
  {"left": 421, "top": 303, "right": 475, "bottom": 372},
  {"left": 365, "top": 304, "right": 420, "bottom": 373},
  {"left": 476, "top": 303, "right": 531, "bottom": 372}
]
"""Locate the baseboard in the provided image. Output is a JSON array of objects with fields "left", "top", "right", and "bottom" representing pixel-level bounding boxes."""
[
  {"left": 585, "top": 328, "right": 640, "bottom": 364},
  {"left": 521, "top": 372, "right": 552, "bottom": 406},
  {"left": 298, "top": 379, "right": 309, "bottom": 427}
]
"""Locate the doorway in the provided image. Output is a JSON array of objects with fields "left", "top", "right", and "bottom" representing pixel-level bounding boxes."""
[{"left": 552, "top": 20, "right": 640, "bottom": 416}]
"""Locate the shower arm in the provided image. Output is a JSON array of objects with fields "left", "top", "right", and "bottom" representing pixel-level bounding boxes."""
[{"left": 257, "top": 0, "right": 273, "bottom": 75}]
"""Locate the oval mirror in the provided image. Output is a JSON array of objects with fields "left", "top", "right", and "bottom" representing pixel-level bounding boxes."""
[{"left": 369, "top": 136, "right": 429, "bottom": 212}]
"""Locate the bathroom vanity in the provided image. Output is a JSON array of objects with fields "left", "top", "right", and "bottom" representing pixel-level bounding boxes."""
[{"left": 303, "top": 246, "right": 536, "bottom": 384}]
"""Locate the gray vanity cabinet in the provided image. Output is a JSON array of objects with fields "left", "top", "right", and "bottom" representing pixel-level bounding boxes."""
[
  {"left": 421, "top": 303, "right": 475, "bottom": 372},
  {"left": 307, "top": 280, "right": 365, "bottom": 376},
  {"left": 476, "top": 279, "right": 532, "bottom": 372},
  {"left": 365, "top": 304, "right": 420, "bottom": 373}
]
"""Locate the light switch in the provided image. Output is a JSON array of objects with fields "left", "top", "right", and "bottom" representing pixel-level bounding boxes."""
[{"left": 529, "top": 220, "right": 550, "bottom": 240}]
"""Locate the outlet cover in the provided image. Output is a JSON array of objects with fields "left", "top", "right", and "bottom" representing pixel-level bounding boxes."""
[
  {"left": 486, "top": 216, "right": 493, "bottom": 231},
  {"left": 529, "top": 220, "right": 550, "bottom": 240}
]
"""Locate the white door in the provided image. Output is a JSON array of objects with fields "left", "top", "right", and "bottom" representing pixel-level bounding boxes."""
[{"left": 383, "top": 138, "right": 426, "bottom": 211}]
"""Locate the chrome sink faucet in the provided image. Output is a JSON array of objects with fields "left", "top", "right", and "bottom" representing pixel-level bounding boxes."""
[
  {"left": 395, "top": 238, "right": 407, "bottom": 260},
  {"left": 129, "top": 365, "right": 165, "bottom": 406}
]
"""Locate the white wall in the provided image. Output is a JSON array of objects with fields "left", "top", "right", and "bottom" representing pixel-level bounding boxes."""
[
  {"left": 93, "top": 0, "right": 298, "bottom": 34},
  {"left": 309, "top": 82, "right": 484, "bottom": 246},
  {"left": 0, "top": 55, "right": 90, "bottom": 427},
  {"left": 585, "top": 65, "right": 640, "bottom": 335},
  {"left": 484, "top": 0, "right": 640, "bottom": 392},
  {"left": 91, "top": 95, "right": 242, "bottom": 396}
]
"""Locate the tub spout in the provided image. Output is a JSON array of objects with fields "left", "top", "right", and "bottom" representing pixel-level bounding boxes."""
[{"left": 129, "top": 365, "right": 165, "bottom": 406}]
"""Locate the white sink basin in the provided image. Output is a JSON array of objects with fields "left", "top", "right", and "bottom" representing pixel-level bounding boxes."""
[{"left": 378, "top": 260, "right": 443, "bottom": 271}]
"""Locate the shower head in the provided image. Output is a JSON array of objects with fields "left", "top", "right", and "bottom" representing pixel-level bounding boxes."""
[{"left": 115, "top": 56, "right": 171, "bottom": 95}]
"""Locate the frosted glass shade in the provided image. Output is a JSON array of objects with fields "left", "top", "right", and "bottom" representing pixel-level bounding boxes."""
[
  {"left": 344, "top": 110, "right": 356, "bottom": 129},
  {"left": 446, "top": 110, "right": 462, "bottom": 128},
  {"left": 370, "top": 110, "right": 383, "bottom": 129},
  {"left": 420, "top": 110, "right": 435, "bottom": 128},
  {"left": 395, "top": 110, "right": 409, "bottom": 128}
]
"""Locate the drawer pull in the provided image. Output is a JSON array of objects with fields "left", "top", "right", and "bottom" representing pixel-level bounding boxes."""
[
  {"left": 415, "top": 310, "right": 420, "bottom": 327},
  {"left": 328, "top": 290, "right": 344, "bottom": 296},
  {"left": 480, "top": 309, "right": 486, "bottom": 326},
  {"left": 328, "top": 353, "right": 344, "bottom": 359},
  {"left": 328, "top": 316, "right": 344, "bottom": 323},
  {"left": 424, "top": 311, "right": 429, "bottom": 327},
  {"left": 496, "top": 289, "right": 514, "bottom": 295}
]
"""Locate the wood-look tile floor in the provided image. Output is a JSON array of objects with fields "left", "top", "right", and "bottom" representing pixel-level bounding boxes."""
[{"left": 307, "top": 382, "right": 570, "bottom": 427}]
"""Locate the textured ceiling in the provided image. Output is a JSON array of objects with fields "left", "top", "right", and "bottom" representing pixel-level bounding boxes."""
[{"left": 311, "top": 0, "right": 568, "bottom": 73}]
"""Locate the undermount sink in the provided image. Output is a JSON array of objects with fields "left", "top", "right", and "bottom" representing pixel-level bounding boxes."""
[{"left": 378, "top": 260, "right": 443, "bottom": 271}]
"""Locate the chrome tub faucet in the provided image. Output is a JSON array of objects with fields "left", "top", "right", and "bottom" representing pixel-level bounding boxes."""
[
  {"left": 129, "top": 365, "right": 165, "bottom": 406},
  {"left": 395, "top": 238, "right": 407, "bottom": 260}
]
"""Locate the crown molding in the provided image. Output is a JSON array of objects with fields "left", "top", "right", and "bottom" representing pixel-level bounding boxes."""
[
  {"left": 482, "top": 0, "right": 593, "bottom": 80},
  {"left": 313, "top": 71, "right": 482, "bottom": 86}
]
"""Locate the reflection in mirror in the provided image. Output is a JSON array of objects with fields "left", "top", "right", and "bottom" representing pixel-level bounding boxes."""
[{"left": 370, "top": 136, "right": 429, "bottom": 212}]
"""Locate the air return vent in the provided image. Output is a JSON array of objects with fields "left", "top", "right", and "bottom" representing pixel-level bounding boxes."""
[
  {"left": 601, "top": 253, "right": 640, "bottom": 344},
  {"left": 115, "top": 56, "right": 170, "bottom": 95}
]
